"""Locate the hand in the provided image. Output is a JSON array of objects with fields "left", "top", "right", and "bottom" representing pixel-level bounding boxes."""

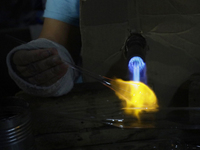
[{"left": 12, "top": 48, "right": 68, "bottom": 86}]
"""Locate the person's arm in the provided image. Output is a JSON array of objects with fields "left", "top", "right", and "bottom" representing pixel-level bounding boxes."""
[
  {"left": 7, "top": 18, "right": 81, "bottom": 96},
  {"left": 11, "top": 18, "right": 81, "bottom": 87},
  {"left": 39, "top": 18, "right": 81, "bottom": 63},
  {"left": 6, "top": 0, "right": 81, "bottom": 97}
]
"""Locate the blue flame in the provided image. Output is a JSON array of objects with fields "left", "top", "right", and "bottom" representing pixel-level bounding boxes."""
[{"left": 128, "top": 56, "right": 146, "bottom": 82}]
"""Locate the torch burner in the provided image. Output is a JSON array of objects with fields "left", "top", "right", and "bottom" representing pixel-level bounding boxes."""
[{"left": 124, "top": 33, "right": 148, "bottom": 83}]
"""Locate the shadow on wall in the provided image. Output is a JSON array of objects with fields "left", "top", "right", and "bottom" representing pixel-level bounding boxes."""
[
  {"left": 0, "top": 0, "right": 45, "bottom": 97},
  {"left": 0, "top": 28, "right": 32, "bottom": 97},
  {"left": 0, "top": 0, "right": 45, "bottom": 29}
]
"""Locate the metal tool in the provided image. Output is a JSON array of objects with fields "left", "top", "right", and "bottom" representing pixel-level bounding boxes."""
[{"left": 64, "top": 60, "right": 112, "bottom": 86}]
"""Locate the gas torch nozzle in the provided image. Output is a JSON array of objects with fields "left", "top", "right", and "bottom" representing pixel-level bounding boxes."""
[{"left": 124, "top": 33, "right": 148, "bottom": 84}]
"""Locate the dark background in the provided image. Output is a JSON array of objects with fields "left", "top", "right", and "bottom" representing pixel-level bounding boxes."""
[{"left": 0, "top": 0, "right": 45, "bottom": 97}]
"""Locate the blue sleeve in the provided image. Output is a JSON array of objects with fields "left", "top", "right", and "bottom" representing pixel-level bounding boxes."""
[{"left": 43, "top": 0, "right": 80, "bottom": 26}]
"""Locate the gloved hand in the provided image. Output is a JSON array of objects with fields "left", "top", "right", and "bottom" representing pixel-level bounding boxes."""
[{"left": 12, "top": 48, "right": 68, "bottom": 87}]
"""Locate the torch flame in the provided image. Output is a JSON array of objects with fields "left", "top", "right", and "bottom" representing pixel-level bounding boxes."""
[{"left": 110, "top": 78, "right": 158, "bottom": 120}]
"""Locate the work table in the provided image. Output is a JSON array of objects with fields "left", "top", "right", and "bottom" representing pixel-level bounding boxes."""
[{"left": 15, "top": 81, "right": 200, "bottom": 150}]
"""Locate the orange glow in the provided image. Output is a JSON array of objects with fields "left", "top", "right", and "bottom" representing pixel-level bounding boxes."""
[{"left": 110, "top": 78, "right": 158, "bottom": 120}]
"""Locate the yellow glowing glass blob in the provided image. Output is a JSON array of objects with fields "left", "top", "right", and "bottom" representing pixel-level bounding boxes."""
[{"left": 110, "top": 78, "right": 158, "bottom": 120}]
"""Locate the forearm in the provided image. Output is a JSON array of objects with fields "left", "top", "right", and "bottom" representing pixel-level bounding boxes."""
[{"left": 39, "top": 18, "right": 81, "bottom": 64}]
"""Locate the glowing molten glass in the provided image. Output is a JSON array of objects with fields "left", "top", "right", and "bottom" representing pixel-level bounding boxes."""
[{"left": 110, "top": 78, "right": 158, "bottom": 120}]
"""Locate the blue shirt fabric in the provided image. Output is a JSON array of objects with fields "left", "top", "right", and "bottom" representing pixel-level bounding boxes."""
[{"left": 43, "top": 0, "right": 80, "bottom": 26}]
